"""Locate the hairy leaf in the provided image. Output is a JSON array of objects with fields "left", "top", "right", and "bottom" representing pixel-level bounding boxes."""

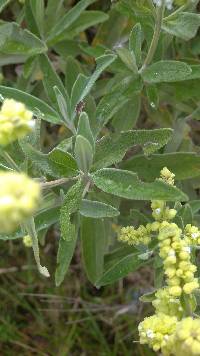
[
  {"left": 81, "top": 217, "right": 106, "bottom": 283},
  {"left": 122, "top": 152, "right": 200, "bottom": 181},
  {"left": 92, "top": 168, "right": 188, "bottom": 201},
  {"left": 93, "top": 128, "right": 173, "bottom": 171},
  {"left": 0, "top": 86, "right": 61, "bottom": 124},
  {"left": 142, "top": 60, "right": 192, "bottom": 83},
  {"left": 55, "top": 180, "right": 84, "bottom": 286},
  {"left": 80, "top": 199, "right": 119, "bottom": 218}
]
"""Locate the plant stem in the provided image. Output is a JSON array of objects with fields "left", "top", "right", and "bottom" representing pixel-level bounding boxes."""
[
  {"left": 41, "top": 175, "right": 80, "bottom": 190},
  {"left": 0, "top": 150, "right": 20, "bottom": 172},
  {"left": 139, "top": 0, "right": 165, "bottom": 73}
]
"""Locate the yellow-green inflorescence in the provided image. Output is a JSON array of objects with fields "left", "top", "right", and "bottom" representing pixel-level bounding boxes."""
[
  {"left": 0, "top": 98, "right": 34, "bottom": 146},
  {"left": 0, "top": 172, "right": 41, "bottom": 233},
  {"left": 119, "top": 167, "right": 200, "bottom": 355},
  {"left": 23, "top": 235, "right": 33, "bottom": 248}
]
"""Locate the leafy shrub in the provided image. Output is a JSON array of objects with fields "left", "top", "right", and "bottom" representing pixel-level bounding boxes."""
[{"left": 1, "top": 0, "right": 200, "bottom": 353}]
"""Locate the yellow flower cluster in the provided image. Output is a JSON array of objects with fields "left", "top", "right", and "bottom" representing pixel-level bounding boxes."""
[
  {"left": 184, "top": 224, "right": 200, "bottom": 246},
  {"left": 139, "top": 313, "right": 177, "bottom": 352},
  {"left": 23, "top": 235, "right": 33, "bottom": 248},
  {"left": 118, "top": 225, "right": 151, "bottom": 245},
  {"left": 151, "top": 200, "right": 177, "bottom": 221},
  {"left": 166, "top": 317, "right": 200, "bottom": 356},
  {"left": 0, "top": 172, "right": 40, "bottom": 233},
  {"left": 0, "top": 99, "right": 34, "bottom": 146},
  {"left": 158, "top": 222, "right": 199, "bottom": 297},
  {"left": 160, "top": 167, "right": 175, "bottom": 186},
  {"left": 152, "top": 288, "right": 183, "bottom": 318},
  {"left": 138, "top": 168, "right": 200, "bottom": 355}
]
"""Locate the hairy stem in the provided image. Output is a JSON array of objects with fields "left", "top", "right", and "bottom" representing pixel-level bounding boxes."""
[
  {"left": 41, "top": 175, "right": 80, "bottom": 190},
  {"left": 139, "top": 0, "right": 165, "bottom": 73}
]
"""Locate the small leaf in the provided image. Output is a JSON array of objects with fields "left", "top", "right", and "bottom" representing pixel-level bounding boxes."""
[
  {"left": 53, "top": 86, "right": 72, "bottom": 128},
  {"left": 0, "top": 22, "right": 47, "bottom": 56},
  {"left": 70, "top": 73, "right": 88, "bottom": 119},
  {"left": 129, "top": 23, "right": 142, "bottom": 66},
  {"left": 116, "top": 47, "right": 138, "bottom": 73},
  {"left": 70, "top": 54, "right": 116, "bottom": 119},
  {"left": 39, "top": 54, "right": 68, "bottom": 109},
  {"left": 47, "top": 0, "right": 96, "bottom": 44},
  {"left": 163, "top": 12, "right": 200, "bottom": 41},
  {"left": 74, "top": 135, "right": 93, "bottom": 173},
  {"left": 81, "top": 217, "right": 106, "bottom": 284},
  {"left": 96, "top": 252, "right": 151, "bottom": 287},
  {"left": 25, "top": 0, "right": 44, "bottom": 37},
  {"left": 80, "top": 200, "right": 119, "bottom": 218},
  {"left": 55, "top": 180, "right": 84, "bottom": 286},
  {"left": 142, "top": 60, "right": 192, "bottom": 83},
  {"left": 0, "top": 86, "right": 61, "bottom": 124},
  {"left": 92, "top": 168, "right": 188, "bottom": 201},
  {"left": 55, "top": 11, "right": 109, "bottom": 42},
  {"left": 48, "top": 148, "right": 78, "bottom": 177},
  {"left": 140, "top": 291, "right": 156, "bottom": 302},
  {"left": 20, "top": 142, "right": 58, "bottom": 177},
  {"left": 146, "top": 85, "right": 159, "bottom": 109},
  {"left": 77, "top": 112, "right": 95, "bottom": 151}
]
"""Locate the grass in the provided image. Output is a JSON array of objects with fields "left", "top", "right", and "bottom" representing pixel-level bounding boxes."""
[{"left": 0, "top": 234, "right": 155, "bottom": 355}]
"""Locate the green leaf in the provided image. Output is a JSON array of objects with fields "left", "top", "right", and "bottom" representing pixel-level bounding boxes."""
[
  {"left": 0, "top": 0, "right": 11, "bottom": 13},
  {"left": 122, "top": 152, "right": 200, "bottom": 181},
  {"left": 95, "top": 92, "right": 129, "bottom": 134},
  {"left": 142, "top": 60, "right": 192, "bottom": 83},
  {"left": 47, "top": 0, "right": 96, "bottom": 43},
  {"left": 81, "top": 217, "right": 106, "bottom": 284},
  {"left": 140, "top": 291, "right": 156, "bottom": 302},
  {"left": 146, "top": 85, "right": 159, "bottom": 109},
  {"left": 80, "top": 200, "right": 119, "bottom": 218},
  {"left": 22, "top": 141, "right": 78, "bottom": 178},
  {"left": 53, "top": 86, "right": 72, "bottom": 129},
  {"left": 178, "top": 204, "right": 193, "bottom": 226},
  {"left": 92, "top": 128, "right": 173, "bottom": 171},
  {"left": 77, "top": 112, "right": 95, "bottom": 151},
  {"left": 190, "top": 201, "right": 200, "bottom": 215},
  {"left": 116, "top": 47, "right": 138, "bottom": 73},
  {"left": 129, "top": 23, "right": 142, "bottom": 66},
  {"left": 96, "top": 251, "right": 150, "bottom": 287},
  {"left": 70, "top": 73, "right": 89, "bottom": 119},
  {"left": 0, "top": 86, "right": 61, "bottom": 124},
  {"left": 163, "top": 12, "right": 200, "bottom": 41},
  {"left": 70, "top": 54, "right": 116, "bottom": 119},
  {"left": 65, "top": 56, "right": 83, "bottom": 96},
  {"left": 92, "top": 168, "right": 188, "bottom": 201},
  {"left": 48, "top": 148, "right": 78, "bottom": 177},
  {"left": 52, "top": 11, "right": 109, "bottom": 42},
  {"left": 112, "top": 96, "right": 141, "bottom": 132},
  {"left": 74, "top": 135, "right": 93, "bottom": 174},
  {"left": 55, "top": 180, "right": 84, "bottom": 286},
  {"left": 25, "top": 0, "right": 44, "bottom": 37},
  {"left": 39, "top": 54, "right": 68, "bottom": 109},
  {"left": 179, "top": 65, "right": 200, "bottom": 81},
  {"left": 20, "top": 142, "right": 59, "bottom": 177},
  {"left": 0, "top": 22, "right": 47, "bottom": 56}
]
